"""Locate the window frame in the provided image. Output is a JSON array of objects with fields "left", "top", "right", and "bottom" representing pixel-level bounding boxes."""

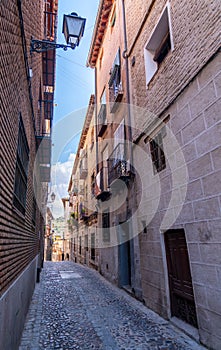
[
  {"left": 149, "top": 130, "right": 166, "bottom": 174},
  {"left": 13, "top": 115, "right": 29, "bottom": 215},
  {"left": 108, "top": 48, "right": 122, "bottom": 103},
  {"left": 144, "top": 2, "right": 174, "bottom": 87}
]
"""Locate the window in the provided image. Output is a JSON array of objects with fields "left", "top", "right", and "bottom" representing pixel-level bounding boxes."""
[
  {"left": 90, "top": 127, "right": 94, "bottom": 150},
  {"left": 144, "top": 3, "right": 173, "bottom": 86},
  {"left": 149, "top": 131, "right": 166, "bottom": 174},
  {"left": 79, "top": 236, "right": 82, "bottom": 255},
  {"left": 85, "top": 234, "right": 88, "bottom": 251},
  {"left": 99, "top": 48, "right": 103, "bottom": 70},
  {"left": 13, "top": 115, "right": 29, "bottom": 214},
  {"left": 91, "top": 171, "right": 96, "bottom": 197},
  {"left": 97, "top": 88, "right": 107, "bottom": 138},
  {"left": 109, "top": 48, "right": 123, "bottom": 111},
  {"left": 114, "top": 120, "right": 125, "bottom": 161},
  {"left": 110, "top": 4, "right": 116, "bottom": 31},
  {"left": 91, "top": 233, "right": 95, "bottom": 261},
  {"left": 102, "top": 211, "right": 110, "bottom": 242}
]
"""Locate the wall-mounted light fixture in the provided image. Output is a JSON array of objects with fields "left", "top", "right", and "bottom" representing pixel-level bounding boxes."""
[{"left": 30, "top": 12, "right": 86, "bottom": 53}]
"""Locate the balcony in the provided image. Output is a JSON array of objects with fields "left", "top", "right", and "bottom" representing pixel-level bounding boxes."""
[
  {"left": 97, "top": 104, "right": 107, "bottom": 137},
  {"left": 39, "top": 165, "right": 51, "bottom": 182},
  {"left": 79, "top": 154, "right": 88, "bottom": 180},
  {"left": 96, "top": 166, "right": 111, "bottom": 202},
  {"left": 36, "top": 135, "right": 51, "bottom": 164},
  {"left": 107, "top": 143, "right": 133, "bottom": 187},
  {"left": 109, "top": 85, "right": 123, "bottom": 113}
]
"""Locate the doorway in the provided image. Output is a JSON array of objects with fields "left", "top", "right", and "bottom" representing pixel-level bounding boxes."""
[
  {"left": 118, "top": 221, "right": 131, "bottom": 287},
  {"left": 164, "top": 229, "right": 198, "bottom": 328}
]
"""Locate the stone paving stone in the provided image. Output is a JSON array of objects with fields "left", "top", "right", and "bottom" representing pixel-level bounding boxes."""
[{"left": 19, "top": 262, "right": 206, "bottom": 350}]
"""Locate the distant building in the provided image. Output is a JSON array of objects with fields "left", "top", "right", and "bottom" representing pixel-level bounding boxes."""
[
  {"left": 87, "top": 0, "right": 142, "bottom": 297},
  {"left": 51, "top": 216, "right": 66, "bottom": 261},
  {"left": 62, "top": 197, "right": 71, "bottom": 260},
  {"left": 45, "top": 207, "right": 54, "bottom": 261},
  {"left": 68, "top": 95, "right": 99, "bottom": 268},
  {"left": 0, "top": 0, "right": 57, "bottom": 348}
]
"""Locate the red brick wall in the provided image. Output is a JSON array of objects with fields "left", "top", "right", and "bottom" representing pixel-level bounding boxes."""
[{"left": 0, "top": 0, "right": 55, "bottom": 295}]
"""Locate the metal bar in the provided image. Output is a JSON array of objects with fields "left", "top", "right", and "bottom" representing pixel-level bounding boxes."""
[{"left": 30, "top": 39, "right": 76, "bottom": 53}]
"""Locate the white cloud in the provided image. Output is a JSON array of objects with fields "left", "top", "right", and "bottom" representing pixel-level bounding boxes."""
[{"left": 49, "top": 153, "right": 75, "bottom": 218}]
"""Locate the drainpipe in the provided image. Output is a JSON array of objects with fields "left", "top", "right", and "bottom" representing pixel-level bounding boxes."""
[
  {"left": 121, "top": 0, "right": 135, "bottom": 287},
  {"left": 121, "top": 0, "right": 142, "bottom": 300},
  {"left": 94, "top": 67, "right": 99, "bottom": 175},
  {"left": 121, "top": 0, "right": 133, "bottom": 165},
  {"left": 17, "top": 0, "right": 36, "bottom": 137}
]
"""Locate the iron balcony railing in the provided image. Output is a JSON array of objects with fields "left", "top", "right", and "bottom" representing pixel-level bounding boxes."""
[
  {"left": 96, "top": 166, "right": 110, "bottom": 201},
  {"left": 107, "top": 143, "right": 132, "bottom": 186},
  {"left": 36, "top": 135, "right": 51, "bottom": 165}
]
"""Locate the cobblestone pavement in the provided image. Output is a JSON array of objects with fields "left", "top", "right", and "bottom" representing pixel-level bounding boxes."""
[{"left": 19, "top": 262, "right": 206, "bottom": 350}]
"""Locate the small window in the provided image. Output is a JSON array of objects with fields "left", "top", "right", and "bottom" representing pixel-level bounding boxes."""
[
  {"left": 99, "top": 48, "right": 103, "bottom": 70},
  {"left": 102, "top": 211, "right": 110, "bottom": 242},
  {"left": 149, "top": 131, "right": 166, "bottom": 174},
  {"left": 110, "top": 5, "right": 116, "bottom": 30},
  {"left": 91, "top": 233, "right": 95, "bottom": 260},
  {"left": 79, "top": 236, "right": 82, "bottom": 255},
  {"left": 13, "top": 115, "right": 29, "bottom": 214},
  {"left": 144, "top": 4, "right": 173, "bottom": 86},
  {"left": 90, "top": 127, "right": 94, "bottom": 150},
  {"left": 85, "top": 234, "right": 88, "bottom": 251},
  {"left": 91, "top": 171, "right": 96, "bottom": 197}
]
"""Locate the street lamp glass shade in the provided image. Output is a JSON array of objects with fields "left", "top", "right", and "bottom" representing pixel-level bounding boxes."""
[
  {"left": 62, "top": 13, "right": 86, "bottom": 48},
  {"left": 51, "top": 192, "right": 56, "bottom": 202}
]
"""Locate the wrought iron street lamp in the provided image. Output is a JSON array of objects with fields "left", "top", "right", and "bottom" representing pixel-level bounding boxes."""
[
  {"left": 31, "top": 12, "right": 86, "bottom": 53},
  {"left": 50, "top": 192, "right": 56, "bottom": 202}
]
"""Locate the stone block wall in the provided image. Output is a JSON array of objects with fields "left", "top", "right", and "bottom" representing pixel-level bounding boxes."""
[
  {"left": 124, "top": 0, "right": 221, "bottom": 347},
  {"left": 136, "top": 52, "right": 221, "bottom": 349}
]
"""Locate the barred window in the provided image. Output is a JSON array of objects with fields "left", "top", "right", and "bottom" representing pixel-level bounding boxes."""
[
  {"left": 149, "top": 132, "right": 166, "bottom": 174},
  {"left": 13, "top": 115, "right": 29, "bottom": 214}
]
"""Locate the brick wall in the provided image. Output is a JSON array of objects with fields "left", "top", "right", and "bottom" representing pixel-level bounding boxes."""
[
  {"left": 0, "top": 0, "right": 55, "bottom": 294},
  {"left": 126, "top": 0, "right": 220, "bottom": 124}
]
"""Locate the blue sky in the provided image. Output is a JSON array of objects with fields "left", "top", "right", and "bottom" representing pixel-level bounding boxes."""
[
  {"left": 50, "top": 0, "right": 99, "bottom": 215},
  {"left": 54, "top": 0, "right": 99, "bottom": 124}
]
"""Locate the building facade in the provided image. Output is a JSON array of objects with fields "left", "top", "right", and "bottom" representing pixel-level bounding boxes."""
[
  {"left": 0, "top": 0, "right": 57, "bottom": 348},
  {"left": 125, "top": 1, "right": 220, "bottom": 349},
  {"left": 85, "top": 0, "right": 221, "bottom": 349},
  {"left": 68, "top": 96, "right": 100, "bottom": 269},
  {"left": 87, "top": 0, "right": 142, "bottom": 297}
]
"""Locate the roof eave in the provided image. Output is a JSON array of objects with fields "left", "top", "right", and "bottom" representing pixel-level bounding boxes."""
[{"left": 86, "top": 0, "right": 113, "bottom": 68}]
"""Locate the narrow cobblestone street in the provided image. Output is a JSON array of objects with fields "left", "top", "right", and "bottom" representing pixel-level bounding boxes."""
[{"left": 19, "top": 262, "right": 206, "bottom": 350}]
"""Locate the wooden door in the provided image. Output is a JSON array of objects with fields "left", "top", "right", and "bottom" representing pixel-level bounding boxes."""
[
  {"left": 165, "top": 229, "right": 198, "bottom": 328},
  {"left": 118, "top": 222, "right": 131, "bottom": 287}
]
